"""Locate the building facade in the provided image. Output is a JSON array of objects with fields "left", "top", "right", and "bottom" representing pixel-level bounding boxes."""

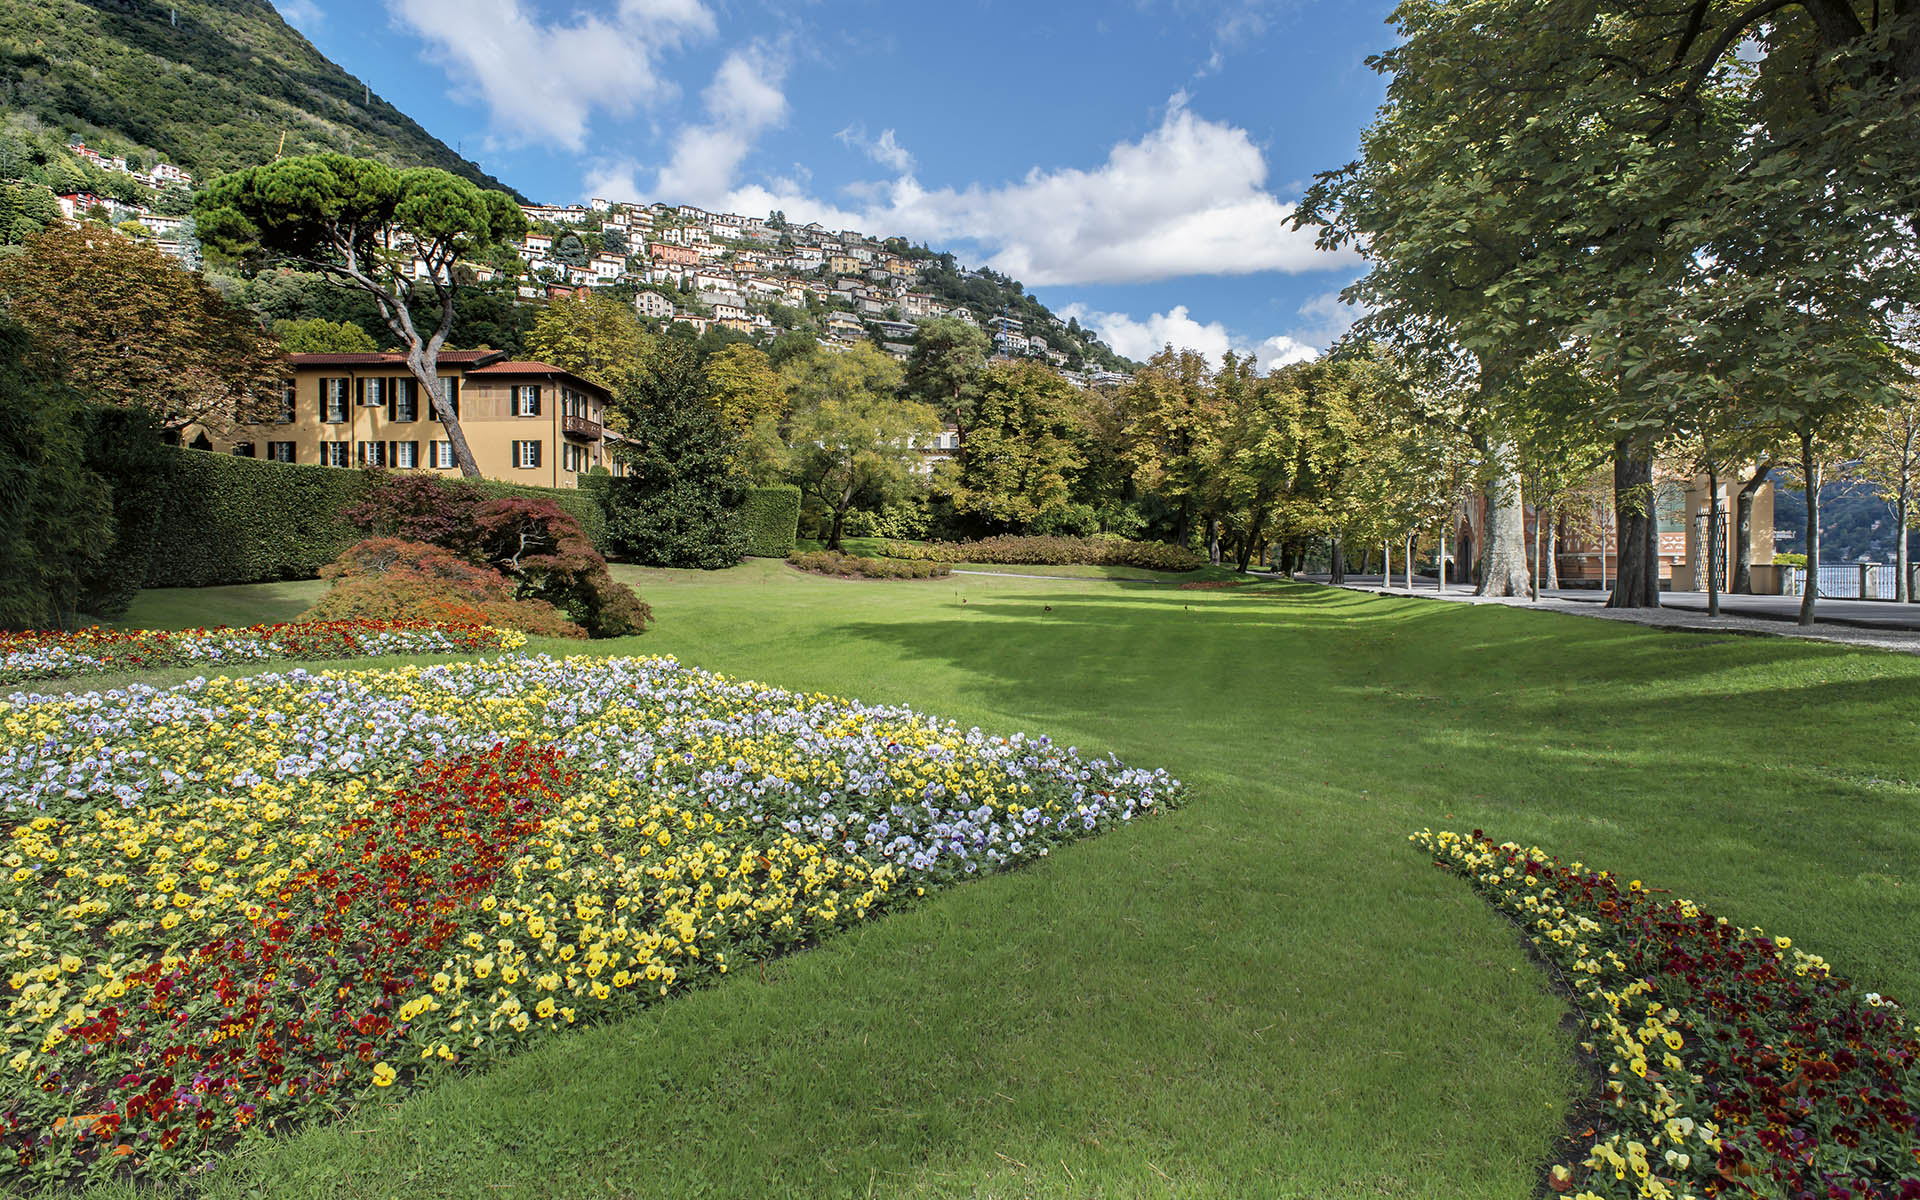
[{"left": 206, "top": 351, "right": 613, "bottom": 489}]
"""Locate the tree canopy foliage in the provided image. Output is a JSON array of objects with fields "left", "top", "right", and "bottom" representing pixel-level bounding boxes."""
[
  {"left": 0, "top": 223, "right": 284, "bottom": 436},
  {"left": 197, "top": 154, "right": 527, "bottom": 475}
]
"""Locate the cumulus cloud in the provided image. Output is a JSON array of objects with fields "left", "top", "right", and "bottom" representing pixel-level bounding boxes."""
[
  {"left": 836, "top": 124, "right": 914, "bottom": 173},
  {"left": 1061, "top": 299, "right": 1331, "bottom": 373},
  {"left": 655, "top": 44, "right": 790, "bottom": 210},
  {"left": 388, "top": 0, "right": 715, "bottom": 150},
  {"left": 856, "top": 94, "right": 1351, "bottom": 287},
  {"left": 581, "top": 158, "right": 647, "bottom": 205}
]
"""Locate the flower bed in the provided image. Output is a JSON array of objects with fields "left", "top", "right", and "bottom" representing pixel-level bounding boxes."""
[
  {"left": 0, "top": 620, "right": 526, "bottom": 686},
  {"left": 883, "top": 535, "right": 1206, "bottom": 572},
  {"left": 788, "top": 551, "right": 951, "bottom": 580},
  {"left": 0, "top": 655, "right": 1180, "bottom": 1186},
  {"left": 1413, "top": 829, "right": 1920, "bottom": 1200}
]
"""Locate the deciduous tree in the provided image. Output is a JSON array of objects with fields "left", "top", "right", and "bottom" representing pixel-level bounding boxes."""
[
  {"left": 0, "top": 224, "right": 285, "bottom": 437},
  {"left": 946, "top": 359, "right": 1083, "bottom": 533},
  {"left": 780, "top": 346, "right": 930, "bottom": 550},
  {"left": 272, "top": 317, "right": 379, "bottom": 354}
]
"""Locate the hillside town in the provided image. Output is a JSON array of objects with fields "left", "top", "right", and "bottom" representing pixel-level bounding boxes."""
[
  {"left": 52, "top": 140, "right": 199, "bottom": 264},
  {"left": 502, "top": 197, "right": 1137, "bottom": 388}
]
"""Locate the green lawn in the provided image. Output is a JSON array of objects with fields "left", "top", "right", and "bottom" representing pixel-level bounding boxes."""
[
  {"left": 791, "top": 538, "right": 1243, "bottom": 583},
  {"left": 73, "top": 561, "right": 1920, "bottom": 1199}
]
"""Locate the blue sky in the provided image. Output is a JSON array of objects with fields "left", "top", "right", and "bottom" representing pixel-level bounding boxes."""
[{"left": 277, "top": 0, "right": 1400, "bottom": 367}]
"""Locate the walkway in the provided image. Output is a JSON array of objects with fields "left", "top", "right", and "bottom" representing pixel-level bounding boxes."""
[{"left": 1303, "top": 573, "right": 1920, "bottom": 655}]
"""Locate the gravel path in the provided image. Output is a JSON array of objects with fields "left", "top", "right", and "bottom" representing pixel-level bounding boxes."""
[{"left": 1334, "top": 584, "right": 1920, "bottom": 656}]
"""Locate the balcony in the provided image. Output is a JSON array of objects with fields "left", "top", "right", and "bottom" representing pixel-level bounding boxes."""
[{"left": 562, "top": 414, "right": 603, "bottom": 441}]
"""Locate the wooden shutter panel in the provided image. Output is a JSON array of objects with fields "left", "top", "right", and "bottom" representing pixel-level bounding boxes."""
[
  {"left": 354, "top": 377, "right": 365, "bottom": 406},
  {"left": 530, "top": 384, "right": 542, "bottom": 416},
  {"left": 532, "top": 440, "right": 541, "bottom": 468}
]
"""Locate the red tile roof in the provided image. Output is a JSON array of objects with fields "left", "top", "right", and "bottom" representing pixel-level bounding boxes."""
[
  {"left": 288, "top": 350, "right": 507, "bottom": 368},
  {"left": 465, "top": 360, "right": 611, "bottom": 397}
]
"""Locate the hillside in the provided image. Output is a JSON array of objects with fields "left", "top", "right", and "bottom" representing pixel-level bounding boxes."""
[{"left": 0, "top": 0, "right": 522, "bottom": 198}]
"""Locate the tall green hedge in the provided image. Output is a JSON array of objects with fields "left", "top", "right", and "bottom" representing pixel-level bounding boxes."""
[
  {"left": 739, "top": 485, "right": 800, "bottom": 558},
  {"left": 138, "top": 450, "right": 610, "bottom": 589},
  {"left": 143, "top": 452, "right": 366, "bottom": 588}
]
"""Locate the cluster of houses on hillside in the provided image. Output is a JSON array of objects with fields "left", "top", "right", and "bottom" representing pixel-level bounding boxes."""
[
  {"left": 51, "top": 138, "right": 1133, "bottom": 389},
  {"left": 505, "top": 198, "right": 1135, "bottom": 388},
  {"left": 58, "top": 141, "right": 198, "bottom": 264}
]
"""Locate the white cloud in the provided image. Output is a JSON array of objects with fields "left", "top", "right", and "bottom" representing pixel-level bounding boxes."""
[
  {"left": 388, "top": 0, "right": 715, "bottom": 150},
  {"left": 836, "top": 124, "right": 914, "bottom": 173},
  {"left": 1062, "top": 299, "right": 1329, "bottom": 373},
  {"left": 1294, "top": 289, "right": 1363, "bottom": 343},
  {"left": 278, "top": 0, "right": 324, "bottom": 29},
  {"left": 581, "top": 158, "right": 647, "bottom": 205},
  {"left": 853, "top": 94, "right": 1350, "bottom": 287},
  {"left": 655, "top": 44, "right": 790, "bottom": 210}
]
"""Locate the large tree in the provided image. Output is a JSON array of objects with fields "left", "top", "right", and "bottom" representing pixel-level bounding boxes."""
[
  {"left": 703, "top": 343, "right": 788, "bottom": 481},
  {"left": 1123, "top": 347, "right": 1221, "bottom": 549},
  {"left": 902, "top": 317, "right": 990, "bottom": 449},
  {"left": 524, "top": 292, "right": 654, "bottom": 422},
  {"left": 1302, "top": 0, "right": 1920, "bottom": 609},
  {"left": 196, "top": 154, "right": 526, "bottom": 476},
  {"left": 946, "top": 359, "right": 1083, "bottom": 532},
  {"left": 603, "top": 341, "right": 747, "bottom": 569},
  {"left": 0, "top": 223, "right": 285, "bottom": 438},
  {"left": 780, "top": 345, "right": 931, "bottom": 550}
]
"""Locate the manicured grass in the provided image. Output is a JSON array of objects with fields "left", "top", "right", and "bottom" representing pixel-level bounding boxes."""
[
  {"left": 75, "top": 562, "right": 1920, "bottom": 1198},
  {"left": 791, "top": 537, "right": 1242, "bottom": 582},
  {"left": 102, "top": 579, "right": 330, "bottom": 631}
]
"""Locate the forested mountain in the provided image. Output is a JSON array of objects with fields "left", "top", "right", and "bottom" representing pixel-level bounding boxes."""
[
  {"left": 0, "top": 0, "right": 521, "bottom": 197},
  {"left": 1772, "top": 478, "right": 1917, "bottom": 565}
]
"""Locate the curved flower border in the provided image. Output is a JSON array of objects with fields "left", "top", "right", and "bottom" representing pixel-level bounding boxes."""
[
  {"left": 1, "top": 621, "right": 527, "bottom": 686},
  {"left": 1412, "top": 829, "right": 1920, "bottom": 1200}
]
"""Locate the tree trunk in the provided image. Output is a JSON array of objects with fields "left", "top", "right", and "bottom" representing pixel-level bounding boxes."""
[
  {"left": 1731, "top": 461, "right": 1771, "bottom": 594},
  {"left": 1236, "top": 508, "right": 1267, "bottom": 574},
  {"left": 1799, "top": 431, "right": 1821, "bottom": 626},
  {"left": 1329, "top": 535, "right": 1346, "bottom": 585},
  {"left": 1405, "top": 534, "right": 1415, "bottom": 590},
  {"left": 1437, "top": 530, "right": 1448, "bottom": 593},
  {"left": 1478, "top": 438, "right": 1532, "bottom": 596},
  {"left": 1207, "top": 516, "right": 1221, "bottom": 565},
  {"left": 1706, "top": 462, "right": 1721, "bottom": 618},
  {"left": 1545, "top": 513, "right": 1560, "bottom": 589},
  {"left": 1608, "top": 437, "right": 1661, "bottom": 608},
  {"left": 408, "top": 346, "right": 481, "bottom": 478},
  {"left": 1897, "top": 494, "right": 1911, "bottom": 604}
]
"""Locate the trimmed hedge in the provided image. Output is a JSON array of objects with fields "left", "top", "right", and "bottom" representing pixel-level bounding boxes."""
[
  {"left": 144, "top": 452, "right": 366, "bottom": 588},
  {"left": 139, "top": 450, "right": 610, "bottom": 589},
  {"left": 788, "top": 550, "right": 950, "bottom": 580},
  {"left": 882, "top": 535, "right": 1207, "bottom": 572},
  {"left": 739, "top": 485, "right": 801, "bottom": 558}
]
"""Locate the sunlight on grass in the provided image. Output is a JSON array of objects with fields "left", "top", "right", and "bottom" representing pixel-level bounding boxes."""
[{"left": 84, "top": 566, "right": 1920, "bottom": 1199}]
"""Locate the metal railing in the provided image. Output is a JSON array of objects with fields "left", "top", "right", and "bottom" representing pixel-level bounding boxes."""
[
  {"left": 561, "top": 414, "right": 603, "bottom": 441},
  {"left": 1783, "top": 563, "right": 1912, "bottom": 600}
]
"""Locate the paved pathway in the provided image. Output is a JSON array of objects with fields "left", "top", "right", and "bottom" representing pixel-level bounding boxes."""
[{"left": 1301, "top": 573, "right": 1920, "bottom": 655}]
